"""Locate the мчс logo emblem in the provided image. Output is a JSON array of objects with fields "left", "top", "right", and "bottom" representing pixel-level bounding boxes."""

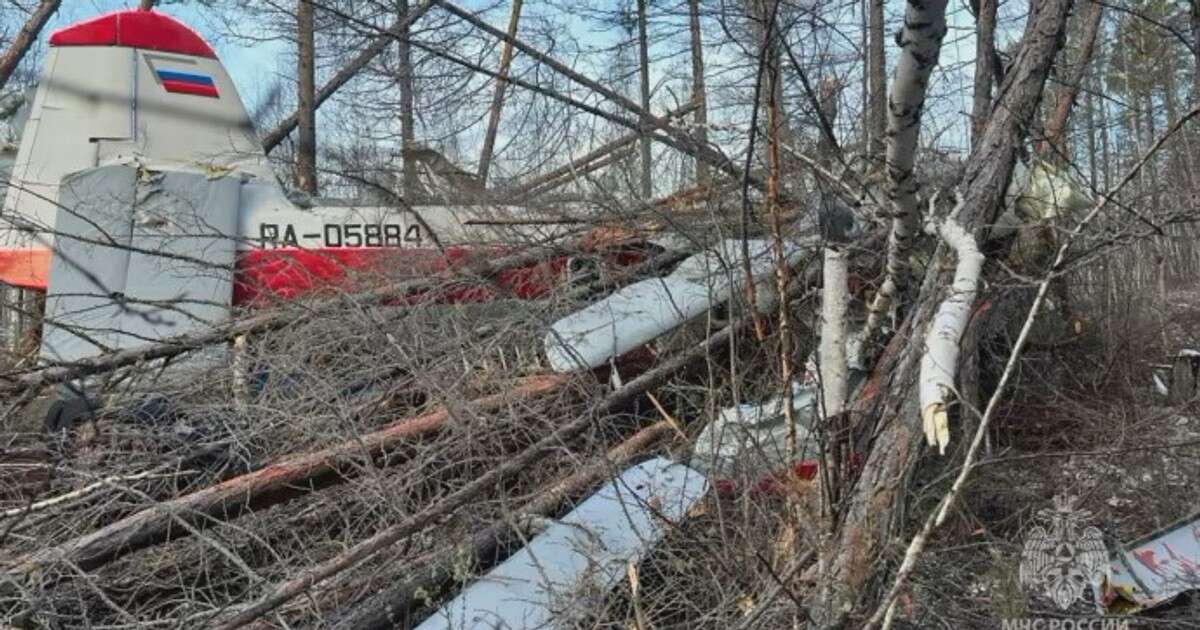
[{"left": 1020, "top": 493, "right": 1108, "bottom": 609}]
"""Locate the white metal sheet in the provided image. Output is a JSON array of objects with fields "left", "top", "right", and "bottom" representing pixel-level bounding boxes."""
[{"left": 417, "top": 457, "right": 708, "bottom": 630}]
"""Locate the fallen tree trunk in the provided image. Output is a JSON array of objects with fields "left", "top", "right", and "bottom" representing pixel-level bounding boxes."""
[
  {"left": 329, "top": 419, "right": 676, "bottom": 630},
  {"left": 3, "top": 374, "right": 569, "bottom": 581},
  {"left": 814, "top": 1, "right": 1074, "bottom": 626}
]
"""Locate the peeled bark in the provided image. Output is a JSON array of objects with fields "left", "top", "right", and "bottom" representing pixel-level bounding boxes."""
[
  {"left": 861, "top": 0, "right": 950, "bottom": 340},
  {"left": 476, "top": 0, "right": 523, "bottom": 184},
  {"left": 0, "top": 0, "right": 61, "bottom": 93},
  {"left": 919, "top": 213, "right": 983, "bottom": 455},
  {"left": 296, "top": 0, "right": 319, "bottom": 195}
]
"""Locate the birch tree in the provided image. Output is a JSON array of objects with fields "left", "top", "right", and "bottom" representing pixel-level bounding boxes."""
[{"left": 860, "top": 0, "right": 950, "bottom": 343}]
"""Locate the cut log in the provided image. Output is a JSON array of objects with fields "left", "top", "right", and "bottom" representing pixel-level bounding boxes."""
[{"left": 3, "top": 374, "right": 569, "bottom": 581}]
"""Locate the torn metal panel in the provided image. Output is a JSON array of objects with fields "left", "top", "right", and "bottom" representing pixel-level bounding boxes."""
[
  {"left": 40, "top": 163, "right": 237, "bottom": 364},
  {"left": 692, "top": 382, "right": 819, "bottom": 480},
  {"left": 1004, "top": 158, "right": 1093, "bottom": 222},
  {"left": 544, "top": 238, "right": 813, "bottom": 372},
  {"left": 1100, "top": 511, "right": 1200, "bottom": 614},
  {"left": 416, "top": 457, "right": 708, "bottom": 630}
]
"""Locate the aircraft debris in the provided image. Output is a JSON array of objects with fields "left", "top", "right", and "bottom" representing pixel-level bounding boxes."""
[
  {"left": 40, "top": 163, "right": 238, "bottom": 365},
  {"left": 544, "top": 238, "right": 812, "bottom": 372},
  {"left": 692, "top": 381, "right": 818, "bottom": 481},
  {"left": 415, "top": 457, "right": 707, "bottom": 630},
  {"left": 1099, "top": 510, "right": 1200, "bottom": 614}
]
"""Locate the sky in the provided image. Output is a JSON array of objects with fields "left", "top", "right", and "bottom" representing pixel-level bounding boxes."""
[{"left": 23, "top": 1, "right": 1021, "bottom": 169}]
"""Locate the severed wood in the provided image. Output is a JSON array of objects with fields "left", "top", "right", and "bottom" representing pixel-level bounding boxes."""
[{"left": 2, "top": 374, "right": 569, "bottom": 581}]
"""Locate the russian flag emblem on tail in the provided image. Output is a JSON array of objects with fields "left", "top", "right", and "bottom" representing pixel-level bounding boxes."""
[{"left": 157, "top": 69, "right": 219, "bottom": 98}]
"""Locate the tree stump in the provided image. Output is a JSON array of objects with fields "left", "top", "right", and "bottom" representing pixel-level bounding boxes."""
[{"left": 1168, "top": 350, "right": 1200, "bottom": 405}]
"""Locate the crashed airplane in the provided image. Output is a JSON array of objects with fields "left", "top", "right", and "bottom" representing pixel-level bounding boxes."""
[{"left": 0, "top": 9, "right": 601, "bottom": 371}]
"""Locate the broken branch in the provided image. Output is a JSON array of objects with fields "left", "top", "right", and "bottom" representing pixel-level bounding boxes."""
[
  {"left": 918, "top": 193, "right": 982, "bottom": 455},
  {"left": 3, "top": 374, "right": 568, "bottom": 580}
]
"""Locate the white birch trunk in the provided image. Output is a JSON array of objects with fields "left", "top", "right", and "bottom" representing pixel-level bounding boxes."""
[
  {"left": 862, "top": 0, "right": 950, "bottom": 339},
  {"left": 820, "top": 248, "right": 849, "bottom": 417},
  {"left": 919, "top": 216, "right": 983, "bottom": 455}
]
